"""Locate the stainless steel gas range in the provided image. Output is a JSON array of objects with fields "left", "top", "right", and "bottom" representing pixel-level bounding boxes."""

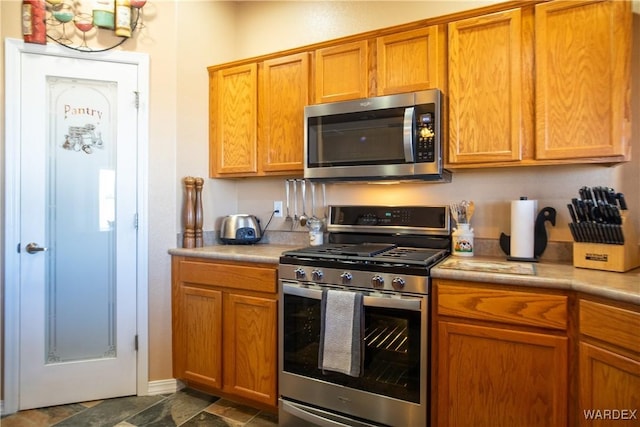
[{"left": 278, "top": 205, "right": 451, "bottom": 427}]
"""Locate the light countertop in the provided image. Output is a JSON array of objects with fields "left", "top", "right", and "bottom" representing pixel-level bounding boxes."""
[
  {"left": 432, "top": 256, "right": 640, "bottom": 305},
  {"left": 169, "top": 244, "right": 302, "bottom": 264},
  {"left": 169, "top": 245, "right": 640, "bottom": 306}
]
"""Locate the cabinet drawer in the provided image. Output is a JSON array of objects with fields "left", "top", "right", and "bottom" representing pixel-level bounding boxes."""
[
  {"left": 436, "top": 282, "right": 567, "bottom": 330},
  {"left": 580, "top": 299, "right": 640, "bottom": 354},
  {"left": 178, "top": 260, "right": 276, "bottom": 293}
]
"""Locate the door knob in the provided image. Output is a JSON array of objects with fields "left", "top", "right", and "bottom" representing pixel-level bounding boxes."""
[{"left": 25, "top": 242, "right": 48, "bottom": 254}]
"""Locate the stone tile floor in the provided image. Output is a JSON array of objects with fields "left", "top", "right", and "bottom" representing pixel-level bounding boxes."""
[{"left": 0, "top": 388, "right": 278, "bottom": 427}]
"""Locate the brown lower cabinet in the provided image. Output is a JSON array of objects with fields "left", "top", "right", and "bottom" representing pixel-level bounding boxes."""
[
  {"left": 578, "top": 299, "right": 640, "bottom": 427},
  {"left": 433, "top": 279, "right": 640, "bottom": 427},
  {"left": 172, "top": 256, "right": 278, "bottom": 410},
  {"left": 433, "top": 279, "right": 569, "bottom": 427}
]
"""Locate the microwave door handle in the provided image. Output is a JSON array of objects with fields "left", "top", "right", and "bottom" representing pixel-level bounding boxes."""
[{"left": 403, "top": 106, "right": 415, "bottom": 162}]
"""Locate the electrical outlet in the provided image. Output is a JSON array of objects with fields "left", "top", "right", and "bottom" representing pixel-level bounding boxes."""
[{"left": 274, "top": 200, "right": 283, "bottom": 217}]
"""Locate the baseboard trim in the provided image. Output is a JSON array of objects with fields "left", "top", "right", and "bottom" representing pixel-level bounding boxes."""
[
  {"left": 0, "top": 382, "right": 183, "bottom": 413},
  {"left": 146, "top": 379, "right": 185, "bottom": 395}
]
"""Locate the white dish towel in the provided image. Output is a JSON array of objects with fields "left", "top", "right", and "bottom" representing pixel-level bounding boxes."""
[{"left": 318, "top": 289, "right": 364, "bottom": 377}]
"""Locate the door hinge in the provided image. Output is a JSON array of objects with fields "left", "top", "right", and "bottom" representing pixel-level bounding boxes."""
[
  {"left": 134, "top": 213, "right": 138, "bottom": 229},
  {"left": 134, "top": 91, "right": 140, "bottom": 109},
  {"left": 135, "top": 335, "right": 138, "bottom": 351}
]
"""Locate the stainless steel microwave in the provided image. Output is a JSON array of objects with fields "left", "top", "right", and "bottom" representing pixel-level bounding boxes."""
[{"left": 304, "top": 89, "right": 450, "bottom": 182}]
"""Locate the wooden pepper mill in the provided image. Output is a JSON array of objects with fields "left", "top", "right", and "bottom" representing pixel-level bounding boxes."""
[
  {"left": 183, "top": 177, "right": 196, "bottom": 248},
  {"left": 194, "top": 177, "right": 204, "bottom": 248}
]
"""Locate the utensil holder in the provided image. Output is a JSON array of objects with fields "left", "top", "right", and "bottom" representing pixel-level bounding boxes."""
[{"left": 573, "top": 212, "right": 640, "bottom": 272}]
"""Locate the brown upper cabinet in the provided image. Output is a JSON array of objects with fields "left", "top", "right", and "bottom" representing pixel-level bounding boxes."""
[
  {"left": 313, "top": 26, "right": 446, "bottom": 103},
  {"left": 535, "top": 0, "right": 631, "bottom": 161},
  {"left": 376, "top": 26, "right": 446, "bottom": 96},
  {"left": 313, "top": 41, "right": 369, "bottom": 104},
  {"left": 208, "top": 0, "right": 633, "bottom": 178},
  {"left": 210, "top": 63, "right": 258, "bottom": 176},
  {"left": 209, "top": 53, "right": 310, "bottom": 178},
  {"left": 447, "top": 8, "right": 528, "bottom": 165},
  {"left": 447, "top": 0, "right": 631, "bottom": 168},
  {"left": 259, "top": 53, "right": 310, "bottom": 174}
]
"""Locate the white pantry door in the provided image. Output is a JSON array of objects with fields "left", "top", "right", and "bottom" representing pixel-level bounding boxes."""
[{"left": 15, "top": 49, "right": 139, "bottom": 410}]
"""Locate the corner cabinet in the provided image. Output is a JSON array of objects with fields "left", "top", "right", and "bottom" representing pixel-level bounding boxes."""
[
  {"left": 209, "top": 53, "right": 309, "bottom": 178},
  {"left": 578, "top": 299, "right": 640, "bottom": 427},
  {"left": 432, "top": 279, "right": 569, "bottom": 427},
  {"left": 172, "top": 256, "right": 278, "bottom": 409},
  {"left": 535, "top": 0, "right": 631, "bottom": 162}
]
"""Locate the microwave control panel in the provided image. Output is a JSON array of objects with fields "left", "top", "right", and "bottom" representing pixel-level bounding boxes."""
[{"left": 416, "top": 112, "right": 435, "bottom": 163}]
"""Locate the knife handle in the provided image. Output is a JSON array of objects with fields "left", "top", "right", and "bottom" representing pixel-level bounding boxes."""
[
  {"left": 616, "top": 193, "right": 627, "bottom": 210},
  {"left": 567, "top": 204, "right": 578, "bottom": 224},
  {"left": 568, "top": 223, "right": 578, "bottom": 242}
]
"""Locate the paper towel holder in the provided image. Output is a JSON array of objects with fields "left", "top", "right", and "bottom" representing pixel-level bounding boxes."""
[{"left": 499, "top": 206, "right": 557, "bottom": 262}]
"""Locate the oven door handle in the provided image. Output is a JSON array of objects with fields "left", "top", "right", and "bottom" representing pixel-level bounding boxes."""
[{"left": 283, "top": 283, "right": 422, "bottom": 311}]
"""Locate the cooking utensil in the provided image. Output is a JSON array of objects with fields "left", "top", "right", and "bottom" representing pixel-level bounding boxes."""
[
  {"left": 299, "top": 179, "right": 308, "bottom": 227},
  {"left": 310, "top": 181, "right": 317, "bottom": 220},
  {"left": 293, "top": 179, "right": 298, "bottom": 224},
  {"left": 284, "top": 179, "right": 293, "bottom": 229},
  {"left": 321, "top": 183, "right": 327, "bottom": 220},
  {"left": 467, "top": 201, "right": 475, "bottom": 223}
]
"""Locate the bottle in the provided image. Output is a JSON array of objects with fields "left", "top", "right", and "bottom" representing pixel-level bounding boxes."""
[
  {"left": 22, "top": 0, "right": 46, "bottom": 44},
  {"left": 93, "top": 0, "right": 115, "bottom": 29},
  {"left": 115, "top": 0, "right": 132, "bottom": 37},
  {"left": 452, "top": 223, "right": 474, "bottom": 257}
]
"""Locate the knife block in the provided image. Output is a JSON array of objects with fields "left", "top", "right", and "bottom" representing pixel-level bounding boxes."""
[{"left": 573, "top": 212, "right": 640, "bottom": 272}]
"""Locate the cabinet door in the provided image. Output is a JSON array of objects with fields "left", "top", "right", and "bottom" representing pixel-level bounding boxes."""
[
  {"left": 259, "top": 53, "right": 309, "bottom": 173},
  {"left": 535, "top": 0, "right": 631, "bottom": 161},
  {"left": 314, "top": 41, "right": 369, "bottom": 103},
  {"left": 376, "top": 26, "right": 444, "bottom": 96},
  {"left": 437, "top": 321, "right": 568, "bottom": 427},
  {"left": 223, "top": 292, "right": 278, "bottom": 407},
  {"left": 210, "top": 63, "right": 258, "bottom": 176},
  {"left": 448, "top": 9, "right": 525, "bottom": 165},
  {"left": 579, "top": 342, "right": 640, "bottom": 427},
  {"left": 174, "top": 285, "right": 223, "bottom": 390}
]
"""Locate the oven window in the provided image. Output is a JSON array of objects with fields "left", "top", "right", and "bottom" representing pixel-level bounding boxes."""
[
  {"left": 307, "top": 107, "right": 407, "bottom": 167},
  {"left": 282, "top": 292, "right": 422, "bottom": 403}
]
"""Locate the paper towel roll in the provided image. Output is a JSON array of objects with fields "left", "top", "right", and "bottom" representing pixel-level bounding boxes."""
[{"left": 510, "top": 198, "right": 537, "bottom": 259}]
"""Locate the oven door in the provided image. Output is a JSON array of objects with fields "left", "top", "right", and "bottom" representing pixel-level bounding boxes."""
[{"left": 279, "top": 281, "right": 428, "bottom": 427}]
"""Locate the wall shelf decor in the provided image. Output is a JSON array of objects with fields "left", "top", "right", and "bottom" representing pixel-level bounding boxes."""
[{"left": 23, "top": 0, "right": 147, "bottom": 52}]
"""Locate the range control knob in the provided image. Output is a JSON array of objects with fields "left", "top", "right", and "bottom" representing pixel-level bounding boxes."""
[
  {"left": 371, "top": 275, "right": 385, "bottom": 289},
  {"left": 340, "top": 272, "right": 353, "bottom": 284},
  {"left": 311, "top": 269, "right": 324, "bottom": 281},
  {"left": 294, "top": 267, "right": 306, "bottom": 280},
  {"left": 392, "top": 277, "right": 406, "bottom": 290}
]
